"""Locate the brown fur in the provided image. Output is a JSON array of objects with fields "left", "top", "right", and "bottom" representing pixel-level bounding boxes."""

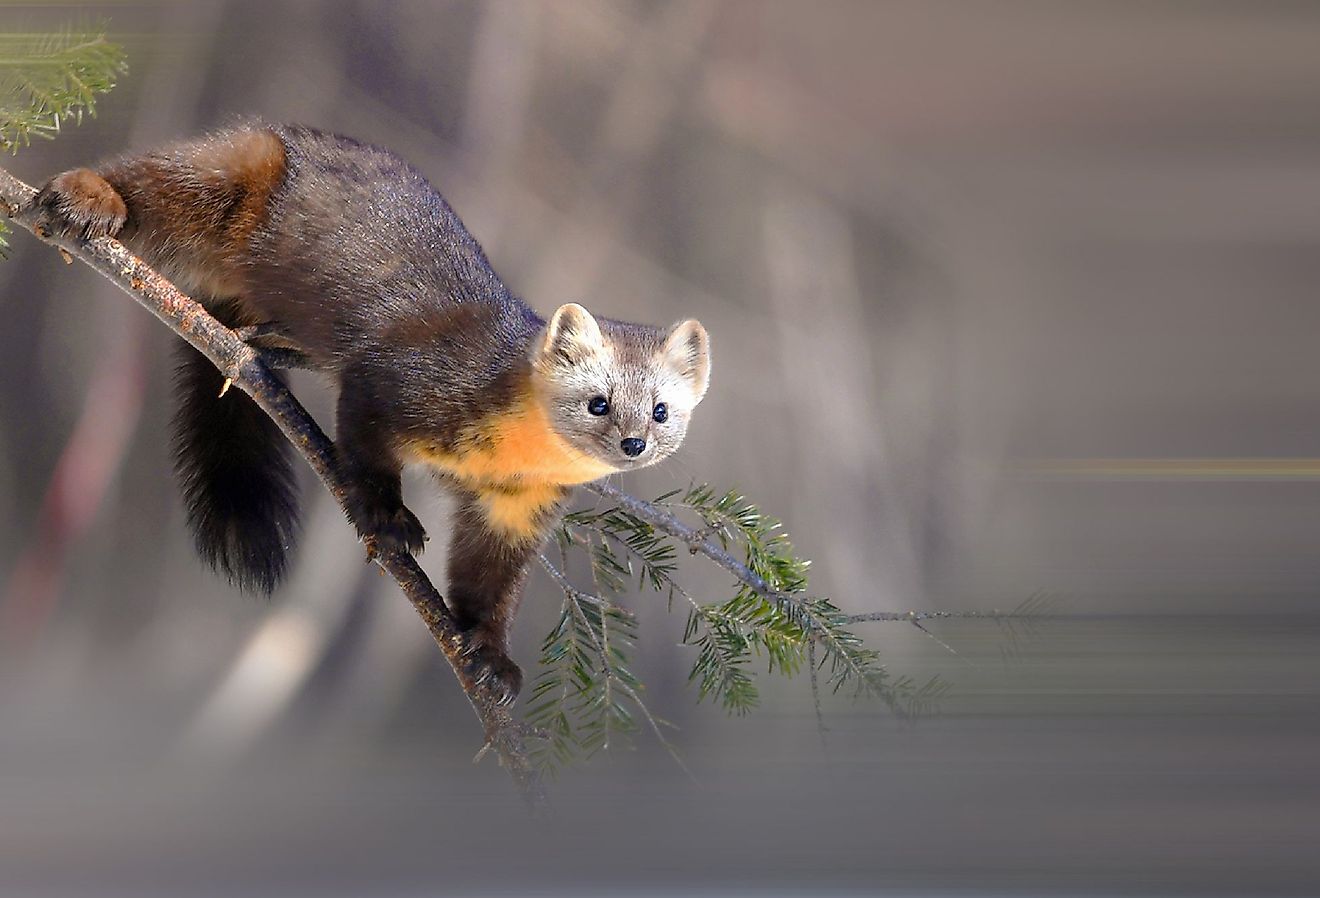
[{"left": 33, "top": 122, "right": 710, "bottom": 705}]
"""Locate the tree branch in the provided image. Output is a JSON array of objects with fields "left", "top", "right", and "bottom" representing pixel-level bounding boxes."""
[
  {"left": 0, "top": 167, "right": 544, "bottom": 808},
  {"left": 586, "top": 481, "right": 783, "bottom": 597},
  {"left": 585, "top": 481, "right": 1050, "bottom": 630}
]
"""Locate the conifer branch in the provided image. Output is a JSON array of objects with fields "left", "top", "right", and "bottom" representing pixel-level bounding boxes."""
[
  {"left": 0, "top": 28, "right": 127, "bottom": 151},
  {"left": 584, "top": 481, "right": 902, "bottom": 707},
  {"left": 578, "top": 483, "right": 1051, "bottom": 717},
  {"left": 0, "top": 167, "right": 544, "bottom": 808},
  {"left": 0, "top": 27, "right": 126, "bottom": 253},
  {"left": 532, "top": 553, "right": 684, "bottom": 774},
  {"left": 587, "top": 481, "right": 773, "bottom": 595}
]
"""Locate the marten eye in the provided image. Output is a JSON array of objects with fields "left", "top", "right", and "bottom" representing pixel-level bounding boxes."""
[
  {"left": 652, "top": 402, "right": 668, "bottom": 424},
  {"left": 587, "top": 396, "right": 610, "bottom": 416}
]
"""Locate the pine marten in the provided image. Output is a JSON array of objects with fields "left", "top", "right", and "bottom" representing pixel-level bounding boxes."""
[{"left": 32, "top": 123, "right": 711, "bottom": 703}]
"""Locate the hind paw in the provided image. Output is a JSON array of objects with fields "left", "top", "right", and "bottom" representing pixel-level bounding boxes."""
[
  {"left": 32, "top": 169, "right": 127, "bottom": 241},
  {"left": 350, "top": 499, "right": 428, "bottom": 557},
  {"left": 460, "top": 632, "right": 523, "bottom": 706}
]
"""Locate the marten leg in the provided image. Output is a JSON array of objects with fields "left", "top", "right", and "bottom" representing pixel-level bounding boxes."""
[
  {"left": 31, "top": 126, "right": 287, "bottom": 299},
  {"left": 30, "top": 168, "right": 127, "bottom": 241},
  {"left": 336, "top": 369, "right": 428, "bottom": 556},
  {"left": 447, "top": 486, "right": 567, "bottom": 705}
]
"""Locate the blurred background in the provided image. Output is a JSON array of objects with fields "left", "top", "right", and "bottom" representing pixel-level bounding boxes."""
[{"left": 3, "top": 1, "right": 1320, "bottom": 894}]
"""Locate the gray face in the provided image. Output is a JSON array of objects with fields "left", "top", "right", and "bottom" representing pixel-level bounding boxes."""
[{"left": 530, "top": 304, "right": 710, "bottom": 470}]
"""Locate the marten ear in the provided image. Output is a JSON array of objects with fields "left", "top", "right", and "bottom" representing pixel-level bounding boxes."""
[
  {"left": 535, "top": 303, "right": 605, "bottom": 368},
  {"left": 661, "top": 318, "right": 710, "bottom": 403}
]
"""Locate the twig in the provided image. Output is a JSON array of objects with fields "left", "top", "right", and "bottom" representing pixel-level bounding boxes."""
[
  {"left": 0, "top": 167, "right": 544, "bottom": 809},
  {"left": 584, "top": 481, "right": 1051, "bottom": 685},
  {"left": 537, "top": 552, "right": 619, "bottom": 750},
  {"left": 846, "top": 610, "right": 1033, "bottom": 623},
  {"left": 586, "top": 481, "right": 784, "bottom": 600},
  {"left": 586, "top": 481, "right": 1026, "bottom": 628},
  {"left": 536, "top": 553, "right": 690, "bottom": 777},
  {"left": 806, "top": 635, "right": 829, "bottom": 750}
]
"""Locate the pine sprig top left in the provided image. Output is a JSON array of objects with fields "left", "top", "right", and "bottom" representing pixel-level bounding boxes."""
[{"left": 0, "top": 25, "right": 128, "bottom": 152}]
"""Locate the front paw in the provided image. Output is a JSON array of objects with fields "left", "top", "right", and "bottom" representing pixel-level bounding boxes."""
[
  {"left": 460, "top": 631, "right": 523, "bottom": 706},
  {"left": 32, "top": 169, "right": 127, "bottom": 241},
  {"left": 347, "top": 495, "right": 428, "bottom": 555}
]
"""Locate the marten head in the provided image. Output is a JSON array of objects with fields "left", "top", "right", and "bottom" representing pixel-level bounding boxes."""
[{"left": 530, "top": 303, "right": 710, "bottom": 470}]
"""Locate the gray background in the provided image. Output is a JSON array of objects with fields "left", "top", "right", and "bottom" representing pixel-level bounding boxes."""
[{"left": 2, "top": 2, "right": 1319, "bottom": 894}]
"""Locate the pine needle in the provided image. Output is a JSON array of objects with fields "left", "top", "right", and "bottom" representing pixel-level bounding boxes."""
[
  {"left": 0, "top": 24, "right": 126, "bottom": 253},
  {"left": 0, "top": 26, "right": 128, "bottom": 152}
]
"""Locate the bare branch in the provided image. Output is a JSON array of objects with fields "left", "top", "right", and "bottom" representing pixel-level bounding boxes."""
[{"left": 0, "top": 167, "right": 544, "bottom": 809}]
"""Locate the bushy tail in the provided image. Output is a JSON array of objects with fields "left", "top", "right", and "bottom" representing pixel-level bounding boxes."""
[{"left": 171, "top": 330, "right": 300, "bottom": 594}]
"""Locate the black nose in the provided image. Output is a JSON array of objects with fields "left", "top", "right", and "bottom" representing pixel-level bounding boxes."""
[{"left": 620, "top": 437, "right": 646, "bottom": 457}]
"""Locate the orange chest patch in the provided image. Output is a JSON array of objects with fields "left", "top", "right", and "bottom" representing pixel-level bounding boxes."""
[
  {"left": 406, "top": 399, "right": 616, "bottom": 539},
  {"left": 411, "top": 399, "right": 617, "bottom": 488}
]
